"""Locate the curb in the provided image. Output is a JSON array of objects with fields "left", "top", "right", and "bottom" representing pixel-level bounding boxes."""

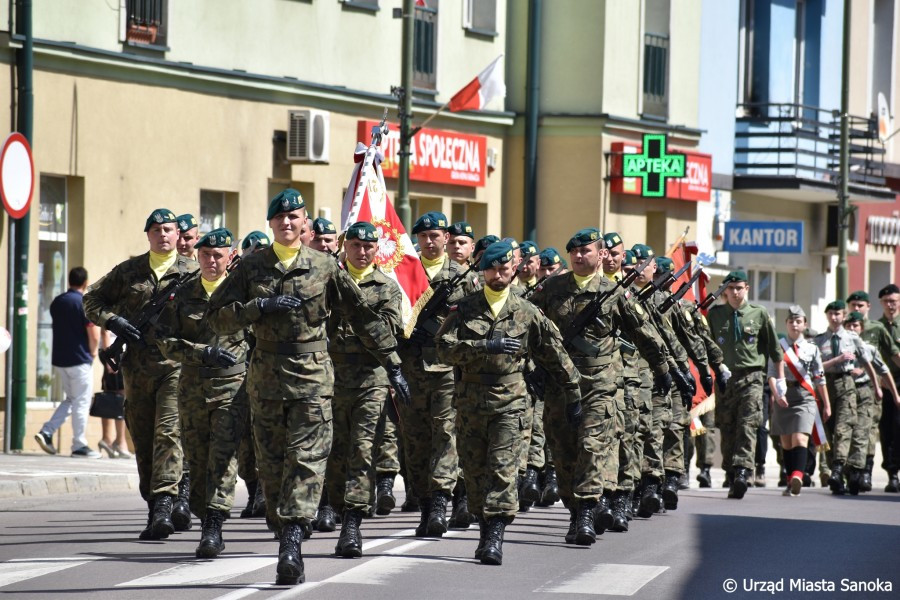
[{"left": 0, "top": 473, "right": 139, "bottom": 499}]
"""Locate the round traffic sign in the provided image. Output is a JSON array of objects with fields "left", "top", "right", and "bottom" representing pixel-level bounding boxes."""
[{"left": 1, "top": 132, "right": 34, "bottom": 220}]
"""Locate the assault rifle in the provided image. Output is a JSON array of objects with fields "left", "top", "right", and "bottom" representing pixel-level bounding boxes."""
[
  {"left": 637, "top": 260, "right": 692, "bottom": 302},
  {"left": 408, "top": 264, "right": 476, "bottom": 342},
  {"left": 99, "top": 271, "right": 196, "bottom": 372},
  {"left": 659, "top": 267, "right": 705, "bottom": 314},
  {"left": 692, "top": 279, "right": 730, "bottom": 315},
  {"left": 523, "top": 274, "right": 549, "bottom": 299}
]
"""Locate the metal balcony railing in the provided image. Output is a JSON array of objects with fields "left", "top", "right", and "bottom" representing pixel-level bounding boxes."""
[{"left": 734, "top": 102, "right": 886, "bottom": 188}]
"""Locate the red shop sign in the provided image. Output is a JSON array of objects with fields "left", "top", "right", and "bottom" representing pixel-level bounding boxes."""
[{"left": 609, "top": 141, "right": 712, "bottom": 202}]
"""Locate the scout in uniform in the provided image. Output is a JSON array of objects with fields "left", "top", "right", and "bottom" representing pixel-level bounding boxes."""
[
  {"left": 309, "top": 217, "right": 339, "bottom": 256},
  {"left": 437, "top": 241, "right": 581, "bottom": 565},
  {"left": 877, "top": 284, "right": 900, "bottom": 492},
  {"left": 155, "top": 227, "right": 248, "bottom": 558},
  {"left": 176, "top": 213, "right": 200, "bottom": 259},
  {"left": 83, "top": 208, "right": 198, "bottom": 539},
  {"left": 447, "top": 221, "right": 476, "bottom": 266},
  {"left": 206, "top": 189, "right": 411, "bottom": 586},
  {"left": 324, "top": 221, "right": 404, "bottom": 558},
  {"left": 706, "top": 270, "right": 785, "bottom": 499}
]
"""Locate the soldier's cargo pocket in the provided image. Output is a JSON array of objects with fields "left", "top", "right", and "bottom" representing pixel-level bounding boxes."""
[
  {"left": 290, "top": 400, "right": 333, "bottom": 463},
  {"left": 299, "top": 282, "right": 328, "bottom": 326}
]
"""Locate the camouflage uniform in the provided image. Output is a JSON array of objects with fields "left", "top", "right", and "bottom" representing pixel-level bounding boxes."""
[
  {"left": 436, "top": 291, "right": 580, "bottom": 519},
  {"left": 689, "top": 312, "right": 724, "bottom": 472},
  {"left": 206, "top": 245, "right": 401, "bottom": 530},
  {"left": 859, "top": 318, "right": 900, "bottom": 463},
  {"left": 83, "top": 252, "right": 198, "bottom": 501},
  {"left": 155, "top": 273, "right": 249, "bottom": 518},
  {"left": 326, "top": 267, "right": 403, "bottom": 514},
  {"left": 618, "top": 342, "right": 644, "bottom": 492}
]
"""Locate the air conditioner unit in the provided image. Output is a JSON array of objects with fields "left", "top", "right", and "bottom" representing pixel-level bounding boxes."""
[{"left": 287, "top": 109, "right": 330, "bottom": 163}]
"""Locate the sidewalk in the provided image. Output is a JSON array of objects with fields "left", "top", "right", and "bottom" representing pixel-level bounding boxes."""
[{"left": 0, "top": 452, "right": 138, "bottom": 499}]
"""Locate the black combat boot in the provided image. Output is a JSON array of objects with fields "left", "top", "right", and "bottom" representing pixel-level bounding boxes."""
[
  {"left": 241, "top": 480, "right": 258, "bottom": 519},
  {"left": 696, "top": 465, "right": 712, "bottom": 488},
  {"left": 427, "top": 491, "right": 450, "bottom": 536},
  {"left": 662, "top": 471, "right": 680, "bottom": 510},
  {"left": 375, "top": 475, "right": 396, "bottom": 516},
  {"left": 678, "top": 469, "right": 690, "bottom": 490},
  {"left": 196, "top": 509, "right": 226, "bottom": 558},
  {"left": 335, "top": 509, "right": 363, "bottom": 558},
  {"left": 151, "top": 494, "right": 175, "bottom": 539},
  {"left": 728, "top": 467, "right": 749, "bottom": 499},
  {"left": 575, "top": 500, "right": 598, "bottom": 546},
  {"left": 521, "top": 467, "right": 541, "bottom": 504},
  {"left": 480, "top": 516, "right": 510, "bottom": 566},
  {"left": 886, "top": 470, "right": 900, "bottom": 493},
  {"left": 316, "top": 504, "right": 337, "bottom": 532},
  {"left": 610, "top": 491, "right": 629, "bottom": 532},
  {"left": 415, "top": 496, "right": 433, "bottom": 537},
  {"left": 448, "top": 480, "right": 472, "bottom": 529},
  {"left": 138, "top": 499, "right": 155, "bottom": 540},
  {"left": 859, "top": 456, "right": 874, "bottom": 493},
  {"left": 828, "top": 462, "right": 846, "bottom": 495},
  {"left": 474, "top": 517, "right": 488, "bottom": 560},
  {"left": 631, "top": 483, "right": 643, "bottom": 517},
  {"left": 564, "top": 506, "right": 577, "bottom": 544},
  {"left": 638, "top": 476, "right": 661, "bottom": 518},
  {"left": 624, "top": 490, "right": 634, "bottom": 521},
  {"left": 540, "top": 467, "right": 560, "bottom": 505},
  {"left": 593, "top": 492, "right": 613, "bottom": 534},
  {"left": 516, "top": 475, "right": 530, "bottom": 513},
  {"left": 275, "top": 524, "right": 305, "bottom": 585},
  {"left": 847, "top": 466, "right": 861, "bottom": 496},
  {"left": 172, "top": 473, "right": 193, "bottom": 531},
  {"left": 251, "top": 480, "right": 266, "bottom": 518},
  {"left": 401, "top": 479, "right": 420, "bottom": 512}
]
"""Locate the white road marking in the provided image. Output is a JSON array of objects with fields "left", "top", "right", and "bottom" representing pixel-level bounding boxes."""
[
  {"left": 537, "top": 563, "right": 669, "bottom": 596},
  {"left": 116, "top": 554, "right": 277, "bottom": 587},
  {"left": 0, "top": 557, "right": 102, "bottom": 588},
  {"left": 360, "top": 528, "right": 417, "bottom": 552},
  {"left": 213, "top": 583, "right": 276, "bottom": 600}
]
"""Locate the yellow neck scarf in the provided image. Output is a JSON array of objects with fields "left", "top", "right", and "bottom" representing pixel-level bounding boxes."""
[
  {"left": 483, "top": 286, "right": 510, "bottom": 319},
  {"left": 345, "top": 261, "right": 376, "bottom": 286},
  {"left": 201, "top": 274, "right": 226, "bottom": 298},
  {"left": 273, "top": 241, "right": 301, "bottom": 269},
  {"left": 604, "top": 271, "right": 620, "bottom": 282},
  {"left": 149, "top": 250, "right": 177, "bottom": 281},
  {"left": 522, "top": 275, "right": 537, "bottom": 287},
  {"left": 573, "top": 272, "right": 596, "bottom": 290},
  {"left": 421, "top": 254, "right": 445, "bottom": 280}
]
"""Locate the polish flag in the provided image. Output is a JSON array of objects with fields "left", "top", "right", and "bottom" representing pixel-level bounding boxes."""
[
  {"left": 341, "top": 143, "right": 430, "bottom": 333},
  {"left": 448, "top": 55, "right": 506, "bottom": 112}
]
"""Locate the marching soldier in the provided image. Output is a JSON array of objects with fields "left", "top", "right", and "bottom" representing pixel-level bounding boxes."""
[
  {"left": 309, "top": 217, "right": 339, "bottom": 256},
  {"left": 206, "top": 189, "right": 411, "bottom": 586},
  {"left": 436, "top": 241, "right": 581, "bottom": 565},
  {"left": 176, "top": 213, "right": 200, "bottom": 260},
  {"left": 324, "top": 221, "right": 403, "bottom": 558},
  {"left": 515, "top": 241, "right": 541, "bottom": 293},
  {"left": 877, "top": 284, "right": 900, "bottom": 492},
  {"left": 447, "top": 221, "right": 476, "bottom": 266},
  {"left": 83, "top": 208, "right": 198, "bottom": 539},
  {"left": 538, "top": 248, "right": 567, "bottom": 279},
  {"left": 707, "top": 270, "right": 784, "bottom": 499},
  {"left": 155, "top": 227, "right": 248, "bottom": 558},
  {"left": 472, "top": 235, "right": 500, "bottom": 269}
]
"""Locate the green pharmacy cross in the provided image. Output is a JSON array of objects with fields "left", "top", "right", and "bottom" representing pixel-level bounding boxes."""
[{"left": 622, "top": 133, "right": 686, "bottom": 198}]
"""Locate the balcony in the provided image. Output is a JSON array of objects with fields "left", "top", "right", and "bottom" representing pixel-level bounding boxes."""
[{"left": 733, "top": 102, "right": 895, "bottom": 203}]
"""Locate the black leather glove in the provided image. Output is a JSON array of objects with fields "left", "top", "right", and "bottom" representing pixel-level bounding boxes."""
[
  {"left": 654, "top": 371, "right": 672, "bottom": 396},
  {"left": 484, "top": 337, "right": 522, "bottom": 355},
  {"left": 106, "top": 315, "right": 143, "bottom": 344},
  {"left": 713, "top": 362, "right": 731, "bottom": 393},
  {"left": 408, "top": 327, "right": 432, "bottom": 346},
  {"left": 201, "top": 346, "right": 238, "bottom": 368},
  {"left": 565, "top": 401, "right": 583, "bottom": 429},
  {"left": 258, "top": 295, "right": 303, "bottom": 314},
  {"left": 698, "top": 365, "right": 714, "bottom": 396},
  {"left": 387, "top": 364, "right": 412, "bottom": 406},
  {"left": 672, "top": 367, "right": 696, "bottom": 400}
]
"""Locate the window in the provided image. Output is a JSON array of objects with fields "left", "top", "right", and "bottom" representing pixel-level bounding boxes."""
[
  {"left": 414, "top": 1, "right": 439, "bottom": 91},
  {"left": 199, "top": 190, "right": 225, "bottom": 235},
  {"left": 341, "top": 0, "right": 379, "bottom": 12},
  {"left": 464, "top": 0, "right": 497, "bottom": 36},
  {"left": 747, "top": 268, "right": 796, "bottom": 334},
  {"left": 451, "top": 201, "right": 467, "bottom": 224},
  {"left": 125, "top": 0, "right": 167, "bottom": 47},
  {"left": 871, "top": 0, "right": 894, "bottom": 114},
  {"left": 642, "top": 0, "right": 670, "bottom": 119},
  {"left": 37, "top": 176, "right": 68, "bottom": 401}
]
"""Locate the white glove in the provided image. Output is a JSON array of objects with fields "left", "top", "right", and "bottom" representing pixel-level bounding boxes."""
[
  {"left": 774, "top": 378, "right": 788, "bottom": 398},
  {"left": 718, "top": 363, "right": 732, "bottom": 383}
]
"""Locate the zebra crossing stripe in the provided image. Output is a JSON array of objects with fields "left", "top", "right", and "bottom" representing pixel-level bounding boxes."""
[{"left": 0, "top": 557, "right": 102, "bottom": 589}]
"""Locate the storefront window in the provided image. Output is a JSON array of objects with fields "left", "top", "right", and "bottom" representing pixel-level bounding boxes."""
[{"left": 37, "top": 175, "right": 68, "bottom": 400}]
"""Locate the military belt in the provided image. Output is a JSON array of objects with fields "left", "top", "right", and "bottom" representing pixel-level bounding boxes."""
[
  {"left": 460, "top": 372, "right": 524, "bottom": 385},
  {"left": 330, "top": 352, "right": 379, "bottom": 366},
  {"left": 199, "top": 363, "right": 247, "bottom": 378},
  {"left": 571, "top": 355, "right": 615, "bottom": 368},
  {"left": 255, "top": 339, "right": 328, "bottom": 355}
]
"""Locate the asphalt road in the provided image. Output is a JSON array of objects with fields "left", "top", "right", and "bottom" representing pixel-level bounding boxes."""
[{"left": 1, "top": 483, "right": 897, "bottom": 600}]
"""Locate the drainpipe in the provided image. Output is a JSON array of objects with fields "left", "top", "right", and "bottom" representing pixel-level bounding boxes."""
[{"left": 524, "top": 0, "right": 541, "bottom": 243}]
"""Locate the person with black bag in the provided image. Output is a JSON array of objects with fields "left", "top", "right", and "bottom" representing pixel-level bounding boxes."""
[{"left": 94, "top": 328, "right": 132, "bottom": 458}]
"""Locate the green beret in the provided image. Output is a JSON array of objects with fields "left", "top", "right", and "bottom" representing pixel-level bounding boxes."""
[
  {"left": 480, "top": 241, "right": 514, "bottom": 270},
  {"left": 241, "top": 231, "right": 270, "bottom": 251},
  {"left": 631, "top": 244, "right": 654, "bottom": 260},
  {"left": 448, "top": 221, "right": 474, "bottom": 239},
  {"left": 345, "top": 221, "right": 379, "bottom": 242},
  {"left": 474, "top": 235, "right": 499, "bottom": 256},
  {"left": 879, "top": 284, "right": 900, "bottom": 298},
  {"left": 501, "top": 237, "right": 520, "bottom": 250},
  {"left": 176, "top": 214, "right": 198, "bottom": 233},
  {"left": 825, "top": 299, "right": 847, "bottom": 312},
  {"left": 723, "top": 270, "right": 748, "bottom": 284},
  {"left": 312, "top": 217, "right": 336, "bottom": 235},
  {"left": 520, "top": 241, "right": 539, "bottom": 258},
  {"left": 539, "top": 247, "right": 562, "bottom": 267},
  {"left": 566, "top": 228, "right": 602, "bottom": 252},
  {"left": 144, "top": 208, "right": 177, "bottom": 232},
  {"left": 603, "top": 232, "right": 624, "bottom": 249},
  {"left": 622, "top": 250, "right": 638, "bottom": 266},
  {"left": 655, "top": 256, "right": 674, "bottom": 272},
  {"left": 846, "top": 290, "right": 870, "bottom": 304},
  {"left": 267, "top": 188, "right": 305, "bottom": 220},
  {"left": 844, "top": 311, "right": 864, "bottom": 324},
  {"left": 412, "top": 211, "right": 448, "bottom": 234},
  {"left": 195, "top": 227, "right": 234, "bottom": 249}
]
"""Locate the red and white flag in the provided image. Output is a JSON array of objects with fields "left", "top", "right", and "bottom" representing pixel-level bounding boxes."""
[
  {"left": 449, "top": 55, "right": 506, "bottom": 112},
  {"left": 341, "top": 142, "right": 430, "bottom": 333}
]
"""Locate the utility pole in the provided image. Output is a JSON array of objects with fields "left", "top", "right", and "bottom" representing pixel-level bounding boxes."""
[
  {"left": 835, "top": 0, "right": 851, "bottom": 300},
  {"left": 394, "top": 0, "right": 414, "bottom": 233}
]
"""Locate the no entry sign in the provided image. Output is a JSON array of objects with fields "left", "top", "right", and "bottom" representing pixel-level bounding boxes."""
[{"left": 1, "top": 132, "right": 35, "bottom": 219}]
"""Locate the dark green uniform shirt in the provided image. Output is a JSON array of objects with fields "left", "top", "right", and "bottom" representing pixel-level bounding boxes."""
[{"left": 707, "top": 301, "right": 783, "bottom": 370}]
